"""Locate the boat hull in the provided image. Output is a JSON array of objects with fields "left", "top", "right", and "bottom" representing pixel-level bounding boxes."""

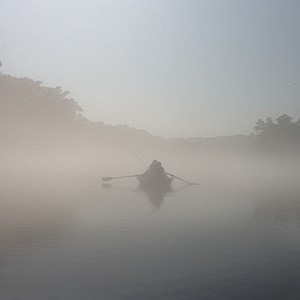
[{"left": 137, "top": 175, "right": 173, "bottom": 193}]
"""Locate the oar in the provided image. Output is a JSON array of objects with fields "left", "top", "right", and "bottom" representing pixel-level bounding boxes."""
[
  {"left": 102, "top": 175, "right": 140, "bottom": 182},
  {"left": 165, "top": 172, "right": 200, "bottom": 185}
]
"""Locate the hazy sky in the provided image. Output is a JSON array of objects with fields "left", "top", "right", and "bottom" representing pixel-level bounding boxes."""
[{"left": 1, "top": 0, "right": 299, "bottom": 137}]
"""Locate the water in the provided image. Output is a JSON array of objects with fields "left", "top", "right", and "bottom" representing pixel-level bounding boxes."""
[{"left": 1, "top": 172, "right": 300, "bottom": 299}]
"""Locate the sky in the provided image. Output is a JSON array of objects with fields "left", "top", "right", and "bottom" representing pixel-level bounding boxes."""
[{"left": 1, "top": 0, "right": 299, "bottom": 137}]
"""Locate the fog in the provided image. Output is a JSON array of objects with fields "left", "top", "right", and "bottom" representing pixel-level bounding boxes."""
[
  {"left": 1, "top": 0, "right": 300, "bottom": 296},
  {"left": 1, "top": 62, "right": 300, "bottom": 299}
]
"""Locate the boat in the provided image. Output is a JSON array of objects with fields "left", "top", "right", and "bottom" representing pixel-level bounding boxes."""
[
  {"left": 102, "top": 160, "right": 195, "bottom": 192},
  {"left": 137, "top": 173, "right": 173, "bottom": 193}
]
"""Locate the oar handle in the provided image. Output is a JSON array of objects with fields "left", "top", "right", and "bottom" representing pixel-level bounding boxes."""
[
  {"left": 113, "top": 175, "right": 139, "bottom": 179},
  {"left": 165, "top": 172, "right": 195, "bottom": 185}
]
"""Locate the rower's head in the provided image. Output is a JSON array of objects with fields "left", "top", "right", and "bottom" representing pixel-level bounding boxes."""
[{"left": 152, "top": 160, "right": 158, "bottom": 164}]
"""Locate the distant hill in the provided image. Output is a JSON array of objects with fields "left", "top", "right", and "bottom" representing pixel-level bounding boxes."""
[{"left": 1, "top": 70, "right": 298, "bottom": 159}]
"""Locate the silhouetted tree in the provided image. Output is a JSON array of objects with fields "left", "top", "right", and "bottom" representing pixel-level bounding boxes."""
[
  {"left": 254, "top": 114, "right": 300, "bottom": 154},
  {"left": 0, "top": 72, "right": 88, "bottom": 149},
  {"left": 0, "top": 74, "right": 83, "bottom": 125}
]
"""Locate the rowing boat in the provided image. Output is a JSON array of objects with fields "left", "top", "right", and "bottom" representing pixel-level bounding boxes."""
[{"left": 137, "top": 173, "right": 173, "bottom": 193}]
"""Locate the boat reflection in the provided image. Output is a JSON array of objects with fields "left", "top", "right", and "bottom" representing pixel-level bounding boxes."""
[{"left": 139, "top": 185, "right": 173, "bottom": 209}]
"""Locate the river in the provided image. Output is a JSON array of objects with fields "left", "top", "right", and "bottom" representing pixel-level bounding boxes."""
[{"left": 1, "top": 162, "right": 300, "bottom": 299}]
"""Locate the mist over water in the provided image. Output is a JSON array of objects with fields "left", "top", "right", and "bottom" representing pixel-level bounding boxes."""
[
  {"left": 1, "top": 29, "right": 300, "bottom": 298},
  {"left": 1, "top": 125, "right": 300, "bottom": 300}
]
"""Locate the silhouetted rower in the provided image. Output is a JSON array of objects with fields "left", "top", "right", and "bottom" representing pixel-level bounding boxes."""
[{"left": 138, "top": 160, "right": 173, "bottom": 192}]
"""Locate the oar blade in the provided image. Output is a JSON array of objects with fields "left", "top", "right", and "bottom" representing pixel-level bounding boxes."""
[{"left": 102, "top": 177, "right": 113, "bottom": 181}]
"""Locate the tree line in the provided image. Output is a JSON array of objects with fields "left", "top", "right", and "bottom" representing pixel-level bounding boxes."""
[
  {"left": 254, "top": 114, "right": 300, "bottom": 152},
  {"left": 1, "top": 62, "right": 299, "bottom": 155}
]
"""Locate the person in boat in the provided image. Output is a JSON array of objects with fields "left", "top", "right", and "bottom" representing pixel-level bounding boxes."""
[
  {"left": 142, "top": 160, "right": 166, "bottom": 179},
  {"left": 149, "top": 160, "right": 164, "bottom": 174},
  {"left": 139, "top": 160, "right": 173, "bottom": 193}
]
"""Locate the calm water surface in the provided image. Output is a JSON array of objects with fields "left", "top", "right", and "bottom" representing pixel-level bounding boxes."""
[{"left": 1, "top": 177, "right": 300, "bottom": 300}]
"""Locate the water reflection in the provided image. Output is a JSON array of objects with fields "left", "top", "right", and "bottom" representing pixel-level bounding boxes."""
[
  {"left": 0, "top": 187, "right": 81, "bottom": 268},
  {"left": 255, "top": 189, "right": 300, "bottom": 225},
  {"left": 2, "top": 177, "right": 300, "bottom": 299},
  {"left": 140, "top": 186, "right": 173, "bottom": 209},
  {"left": 101, "top": 182, "right": 173, "bottom": 209},
  {"left": 102, "top": 183, "right": 112, "bottom": 189},
  {"left": 141, "top": 183, "right": 197, "bottom": 209}
]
